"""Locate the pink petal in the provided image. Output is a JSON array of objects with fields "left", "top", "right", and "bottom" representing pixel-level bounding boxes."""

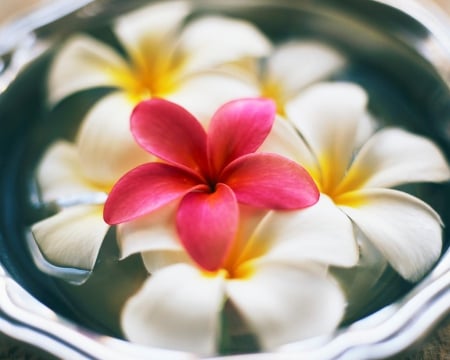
[
  {"left": 176, "top": 183, "right": 238, "bottom": 271},
  {"left": 207, "top": 98, "right": 276, "bottom": 175},
  {"left": 104, "top": 163, "right": 204, "bottom": 224},
  {"left": 131, "top": 99, "right": 208, "bottom": 173},
  {"left": 221, "top": 153, "right": 319, "bottom": 209}
]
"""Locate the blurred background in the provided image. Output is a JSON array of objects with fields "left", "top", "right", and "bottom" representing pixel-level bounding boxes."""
[{"left": 0, "top": 0, "right": 449, "bottom": 24}]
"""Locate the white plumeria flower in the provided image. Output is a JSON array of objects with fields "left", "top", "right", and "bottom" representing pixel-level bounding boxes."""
[
  {"left": 121, "top": 196, "right": 358, "bottom": 355},
  {"left": 32, "top": 2, "right": 272, "bottom": 271},
  {"left": 48, "top": 1, "right": 271, "bottom": 185},
  {"left": 263, "top": 81, "right": 450, "bottom": 282}
]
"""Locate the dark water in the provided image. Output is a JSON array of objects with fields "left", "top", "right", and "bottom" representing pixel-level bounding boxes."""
[{"left": 0, "top": 0, "right": 449, "bottom": 354}]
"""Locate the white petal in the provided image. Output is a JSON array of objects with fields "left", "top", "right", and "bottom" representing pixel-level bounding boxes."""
[
  {"left": 266, "top": 41, "right": 346, "bottom": 100},
  {"left": 178, "top": 16, "right": 271, "bottom": 75},
  {"left": 285, "top": 82, "right": 368, "bottom": 192},
  {"left": 332, "top": 230, "right": 387, "bottom": 320},
  {"left": 76, "top": 92, "right": 151, "bottom": 185},
  {"left": 121, "top": 264, "right": 225, "bottom": 355},
  {"left": 116, "top": 202, "right": 187, "bottom": 271},
  {"left": 241, "top": 195, "right": 358, "bottom": 268},
  {"left": 338, "top": 128, "right": 450, "bottom": 192},
  {"left": 167, "top": 72, "right": 259, "bottom": 126},
  {"left": 31, "top": 205, "right": 108, "bottom": 270},
  {"left": 226, "top": 263, "right": 345, "bottom": 350},
  {"left": 114, "top": 1, "right": 190, "bottom": 63},
  {"left": 48, "top": 34, "right": 129, "bottom": 105},
  {"left": 141, "top": 251, "right": 192, "bottom": 274},
  {"left": 36, "top": 141, "right": 101, "bottom": 202},
  {"left": 259, "top": 116, "right": 320, "bottom": 180},
  {"left": 339, "top": 188, "right": 443, "bottom": 282}
]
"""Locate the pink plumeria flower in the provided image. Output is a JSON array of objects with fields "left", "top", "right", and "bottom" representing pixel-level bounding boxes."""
[{"left": 104, "top": 98, "right": 319, "bottom": 271}]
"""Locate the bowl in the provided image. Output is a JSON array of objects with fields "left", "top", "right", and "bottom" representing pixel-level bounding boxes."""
[{"left": 0, "top": 0, "right": 449, "bottom": 358}]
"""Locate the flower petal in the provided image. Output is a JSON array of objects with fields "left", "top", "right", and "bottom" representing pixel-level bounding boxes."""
[
  {"left": 141, "top": 250, "right": 192, "bottom": 274},
  {"left": 131, "top": 99, "right": 208, "bottom": 172},
  {"left": 167, "top": 73, "right": 260, "bottom": 126},
  {"left": 239, "top": 195, "right": 358, "bottom": 267},
  {"left": 31, "top": 205, "right": 108, "bottom": 270},
  {"left": 285, "top": 82, "right": 368, "bottom": 192},
  {"left": 121, "top": 263, "right": 225, "bottom": 355},
  {"left": 208, "top": 98, "right": 276, "bottom": 174},
  {"left": 177, "top": 184, "right": 238, "bottom": 271},
  {"left": 36, "top": 141, "right": 102, "bottom": 202},
  {"left": 116, "top": 202, "right": 179, "bottom": 259},
  {"left": 76, "top": 92, "right": 151, "bottom": 185},
  {"left": 221, "top": 153, "right": 319, "bottom": 209},
  {"left": 114, "top": 1, "right": 190, "bottom": 65},
  {"left": 226, "top": 262, "right": 345, "bottom": 350},
  {"left": 337, "top": 128, "right": 450, "bottom": 192},
  {"left": 265, "top": 41, "right": 345, "bottom": 101},
  {"left": 259, "top": 116, "right": 321, "bottom": 181},
  {"left": 48, "top": 35, "right": 130, "bottom": 105},
  {"left": 104, "top": 163, "right": 202, "bottom": 224},
  {"left": 338, "top": 188, "right": 443, "bottom": 281},
  {"left": 178, "top": 16, "right": 271, "bottom": 75},
  {"left": 117, "top": 203, "right": 193, "bottom": 273}
]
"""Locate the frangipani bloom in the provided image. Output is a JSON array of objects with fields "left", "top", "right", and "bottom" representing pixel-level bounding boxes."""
[
  {"left": 121, "top": 194, "right": 358, "bottom": 355},
  {"left": 32, "top": 2, "right": 272, "bottom": 271},
  {"left": 264, "top": 82, "right": 450, "bottom": 281},
  {"left": 48, "top": 2, "right": 271, "bottom": 184},
  {"left": 104, "top": 98, "right": 319, "bottom": 271}
]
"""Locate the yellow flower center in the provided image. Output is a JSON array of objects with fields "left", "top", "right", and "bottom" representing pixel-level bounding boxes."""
[
  {"left": 111, "top": 50, "right": 183, "bottom": 103},
  {"left": 261, "top": 80, "right": 286, "bottom": 116}
]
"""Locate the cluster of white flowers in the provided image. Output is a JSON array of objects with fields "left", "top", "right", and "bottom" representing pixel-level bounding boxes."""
[{"left": 30, "top": 1, "right": 450, "bottom": 356}]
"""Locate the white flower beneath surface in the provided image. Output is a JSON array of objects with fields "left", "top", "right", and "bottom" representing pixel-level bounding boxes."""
[
  {"left": 263, "top": 82, "right": 450, "bottom": 282},
  {"left": 121, "top": 196, "right": 357, "bottom": 355},
  {"left": 48, "top": 1, "right": 271, "bottom": 182},
  {"left": 33, "top": 2, "right": 273, "bottom": 271}
]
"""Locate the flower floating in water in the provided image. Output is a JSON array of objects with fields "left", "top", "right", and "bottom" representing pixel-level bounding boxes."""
[
  {"left": 264, "top": 82, "right": 450, "bottom": 281},
  {"left": 48, "top": 1, "right": 270, "bottom": 185},
  {"left": 32, "top": 2, "right": 272, "bottom": 273},
  {"left": 104, "top": 98, "right": 319, "bottom": 271},
  {"left": 121, "top": 194, "right": 357, "bottom": 354}
]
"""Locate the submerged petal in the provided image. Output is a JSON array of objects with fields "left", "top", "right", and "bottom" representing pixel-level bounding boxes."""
[
  {"left": 31, "top": 205, "right": 108, "bottom": 270},
  {"left": 265, "top": 41, "right": 345, "bottom": 100},
  {"left": 114, "top": 1, "right": 190, "bottom": 66},
  {"left": 178, "top": 16, "right": 271, "bottom": 75},
  {"left": 239, "top": 195, "right": 358, "bottom": 267},
  {"left": 208, "top": 98, "right": 276, "bottom": 174},
  {"left": 48, "top": 34, "right": 130, "bottom": 105},
  {"left": 177, "top": 184, "right": 238, "bottom": 271},
  {"left": 131, "top": 99, "right": 208, "bottom": 172},
  {"left": 116, "top": 202, "right": 179, "bottom": 259},
  {"left": 76, "top": 92, "right": 151, "bottom": 185},
  {"left": 121, "top": 264, "right": 225, "bottom": 355},
  {"left": 338, "top": 188, "right": 443, "bottom": 282},
  {"left": 226, "top": 262, "right": 345, "bottom": 350},
  {"left": 167, "top": 73, "right": 260, "bottom": 126},
  {"left": 36, "top": 141, "right": 101, "bottom": 202},
  {"left": 118, "top": 200, "right": 192, "bottom": 273},
  {"left": 222, "top": 153, "right": 319, "bottom": 209},
  {"left": 337, "top": 128, "right": 450, "bottom": 192},
  {"left": 286, "top": 82, "right": 368, "bottom": 192},
  {"left": 104, "top": 163, "right": 202, "bottom": 224}
]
